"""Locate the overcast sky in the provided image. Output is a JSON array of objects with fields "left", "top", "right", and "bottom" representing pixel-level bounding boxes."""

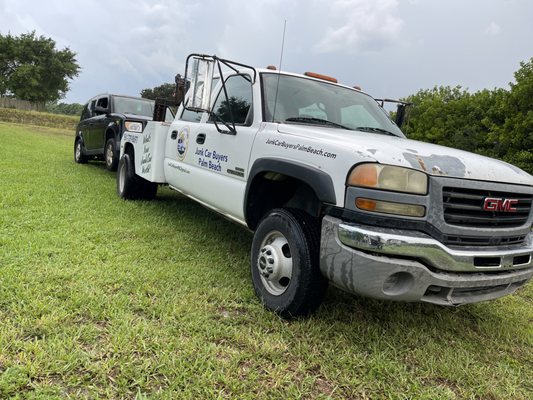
[{"left": 1, "top": 0, "right": 532, "bottom": 105}]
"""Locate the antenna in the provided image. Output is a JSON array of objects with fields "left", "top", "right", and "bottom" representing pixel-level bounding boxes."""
[{"left": 272, "top": 20, "right": 286, "bottom": 123}]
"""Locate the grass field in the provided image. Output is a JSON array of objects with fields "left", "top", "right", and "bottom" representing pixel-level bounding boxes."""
[{"left": 0, "top": 121, "right": 532, "bottom": 399}]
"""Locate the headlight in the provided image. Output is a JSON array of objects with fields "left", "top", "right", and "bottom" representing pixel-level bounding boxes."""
[
  {"left": 347, "top": 163, "right": 428, "bottom": 195},
  {"left": 124, "top": 121, "right": 143, "bottom": 133}
]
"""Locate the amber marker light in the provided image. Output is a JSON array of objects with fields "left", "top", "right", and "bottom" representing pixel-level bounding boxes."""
[
  {"left": 356, "top": 198, "right": 426, "bottom": 217},
  {"left": 355, "top": 198, "right": 377, "bottom": 211},
  {"left": 304, "top": 72, "right": 338, "bottom": 83}
]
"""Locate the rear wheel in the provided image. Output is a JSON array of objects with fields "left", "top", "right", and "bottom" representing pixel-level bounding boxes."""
[
  {"left": 74, "top": 138, "right": 87, "bottom": 164},
  {"left": 117, "top": 153, "right": 157, "bottom": 200},
  {"left": 105, "top": 138, "right": 119, "bottom": 171},
  {"left": 251, "top": 208, "right": 327, "bottom": 318}
]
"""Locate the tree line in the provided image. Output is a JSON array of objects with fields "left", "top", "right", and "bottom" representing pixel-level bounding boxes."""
[
  {"left": 1, "top": 31, "right": 531, "bottom": 174},
  {"left": 401, "top": 58, "right": 533, "bottom": 174}
]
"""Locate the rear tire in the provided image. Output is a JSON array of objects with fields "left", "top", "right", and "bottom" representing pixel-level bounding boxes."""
[
  {"left": 117, "top": 153, "right": 157, "bottom": 200},
  {"left": 141, "top": 179, "right": 158, "bottom": 200},
  {"left": 74, "top": 138, "right": 87, "bottom": 164},
  {"left": 105, "top": 138, "right": 119, "bottom": 171},
  {"left": 251, "top": 208, "right": 328, "bottom": 318}
]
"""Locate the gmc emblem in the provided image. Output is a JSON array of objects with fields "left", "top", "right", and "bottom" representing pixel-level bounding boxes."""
[{"left": 483, "top": 197, "right": 519, "bottom": 212}]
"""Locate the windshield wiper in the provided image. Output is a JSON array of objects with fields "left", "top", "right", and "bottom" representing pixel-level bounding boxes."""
[
  {"left": 284, "top": 117, "right": 351, "bottom": 130},
  {"left": 354, "top": 126, "right": 397, "bottom": 136}
]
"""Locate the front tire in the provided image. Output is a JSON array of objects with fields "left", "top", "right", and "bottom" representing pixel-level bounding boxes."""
[
  {"left": 105, "top": 138, "right": 119, "bottom": 171},
  {"left": 74, "top": 138, "right": 87, "bottom": 164},
  {"left": 251, "top": 208, "right": 328, "bottom": 318}
]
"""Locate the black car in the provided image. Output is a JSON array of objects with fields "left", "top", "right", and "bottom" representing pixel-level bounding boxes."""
[{"left": 74, "top": 94, "right": 158, "bottom": 171}]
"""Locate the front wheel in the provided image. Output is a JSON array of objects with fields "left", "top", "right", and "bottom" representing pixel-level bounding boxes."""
[
  {"left": 251, "top": 208, "right": 328, "bottom": 318},
  {"left": 105, "top": 138, "right": 119, "bottom": 171}
]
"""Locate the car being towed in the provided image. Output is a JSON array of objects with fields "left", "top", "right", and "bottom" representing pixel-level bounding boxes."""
[{"left": 74, "top": 94, "right": 159, "bottom": 171}]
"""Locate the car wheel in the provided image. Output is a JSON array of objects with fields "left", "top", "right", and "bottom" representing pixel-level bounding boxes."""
[
  {"left": 251, "top": 208, "right": 328, "bottom": 318},
  {"left": 105, "top": 138, "right": 119, "bottom": 171},
  {"left": 74, "top": 138, "right": 87, "bottom": 164}
]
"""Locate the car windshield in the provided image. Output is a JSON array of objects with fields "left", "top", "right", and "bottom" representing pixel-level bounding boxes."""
[
  {"left": 261, "top": 73, "right": 404, "bottom": 137},
  {"left": 113, "top": 96, "right": 154, "bottom": 117}
]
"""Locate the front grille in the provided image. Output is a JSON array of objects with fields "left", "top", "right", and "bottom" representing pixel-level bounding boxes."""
[
  {"left": 443, "top": 234, "right": 526, "bottom": 247},
  {"left": 442, "top": 187, "right": 532, "bottom": 228}
]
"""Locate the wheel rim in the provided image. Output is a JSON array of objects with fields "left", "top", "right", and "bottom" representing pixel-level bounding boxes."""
[
  {"left": 118, "top": 160, "right": 126, "bottom": 193},
  {"left": 257, "top": 230, "right": 292, "bottom": 296},
  {"left": 106, "top": 143, "right": 114, "bottom": 166},
  {"left": 75, "top": 141, "right": 81, "bottom": 161}
]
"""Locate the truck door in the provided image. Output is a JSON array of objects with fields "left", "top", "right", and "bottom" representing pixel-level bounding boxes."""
[{"left": 165, "top": 74, "right": 258, "bottom": 222}]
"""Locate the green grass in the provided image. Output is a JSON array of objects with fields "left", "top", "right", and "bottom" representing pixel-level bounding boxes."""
[{"left": 0, "top": 121, "right": 532, "bottom": 399}]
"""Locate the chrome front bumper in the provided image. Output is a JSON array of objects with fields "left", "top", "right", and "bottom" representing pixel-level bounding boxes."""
[{"left": 320, "top": 216, "right": 533, "bottom": 305}]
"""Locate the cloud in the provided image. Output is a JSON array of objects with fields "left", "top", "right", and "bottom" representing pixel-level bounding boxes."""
[
  {"left": 313, "top": 0, "right": 403, "bottom": 54},
  {"left": 484, "top": 22, "right": 501, "bottom": 36}
]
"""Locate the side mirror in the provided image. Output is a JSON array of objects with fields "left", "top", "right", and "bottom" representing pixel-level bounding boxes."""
[{"left": 184, "top": 54, "right": 215, "bottom": 112}]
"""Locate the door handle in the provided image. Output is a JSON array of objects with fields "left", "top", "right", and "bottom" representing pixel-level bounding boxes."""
[
  {"left": 170, "top": 130, "right": 178, "bottom": 140},
  {"left": 196, "top": 133, "right": 206, "bottom": 144}
]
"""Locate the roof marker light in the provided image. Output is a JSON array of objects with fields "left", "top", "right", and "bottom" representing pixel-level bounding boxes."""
[{"left": 304, "top": 72, "right": 338, "bottom": 83}]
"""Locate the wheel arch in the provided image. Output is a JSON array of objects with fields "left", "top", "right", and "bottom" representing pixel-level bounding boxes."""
[
  {"left": 105, "top": 124, "right": 119, "bottom": 145},
  {"left": 123, "top": 141, "right": 135, "bottom": 160},
  {"left": 244, "top": 158, "right": 336, "bottom": 230}
]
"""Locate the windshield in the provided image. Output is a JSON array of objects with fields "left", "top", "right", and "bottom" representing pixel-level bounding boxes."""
[
  {"left": 261, "top": 73, "right": 404, "bottom": 137},
  {"left": 113, "top": 96, "right": 154, "bottom": 118}
]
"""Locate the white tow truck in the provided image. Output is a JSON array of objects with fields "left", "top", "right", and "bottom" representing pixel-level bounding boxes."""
[{"left": 117, "top": 54, "right": 533, "bottom": 317}]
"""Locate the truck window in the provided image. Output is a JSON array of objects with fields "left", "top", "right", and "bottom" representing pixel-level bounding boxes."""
[
  {"left": 96, "top": 97, "right": 108, "bottom": 109},
  {"left": 299, "top": 103, "right": 327, "bottom": 120},
  {"left": 261, "top": 73, "right": 404, "bottom": 136},
  {"left": 340, "top": 104, "right": 380, "bottom": 128},
  {"left": 113, "top": 96, "right": 154, "bottom": 117},
  {"left": 80, "top": 103, "right": 91, "bottom": 121},
  {"left": 210, "top": 75, "right": 253, "bottom": 126}
]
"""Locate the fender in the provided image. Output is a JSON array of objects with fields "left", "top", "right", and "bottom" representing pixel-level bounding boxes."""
[
  {"left": 244, "top": 157, "right": 336, "bottom": 222},
  {"left": 104, "top": 121, "right": 121, "bottom": 151}
]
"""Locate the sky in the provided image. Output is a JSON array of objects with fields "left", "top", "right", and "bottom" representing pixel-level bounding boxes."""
[{"left": 1, "top": 0, "right": 532, "bottom": 105}]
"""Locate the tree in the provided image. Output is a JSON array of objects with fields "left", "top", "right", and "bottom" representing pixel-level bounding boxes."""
[
  {"left": 0, "top": 31, "right": 80, "bottom": 103},
  {"left": 488, "top": 58, "right": 533, "bottom": 172},
  {"left": 401, "top": 58, "right": 533, "bottom": 174},
  {"left": 140, "top": 83, "right": 176, "bottom": 100},
  {"left": 401, "top": 86, "right": 492, "bottom": 152}
]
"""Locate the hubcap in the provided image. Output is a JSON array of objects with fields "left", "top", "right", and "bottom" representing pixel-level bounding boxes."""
[
  {"left": 106, "top": 143, "right": 114, "bottom": 166},
  {"left": 75, "top": 142, "right": 81, "bottom": 160},
  {"left": 257, "top": 230, "right": 292, "bottom": 295}
]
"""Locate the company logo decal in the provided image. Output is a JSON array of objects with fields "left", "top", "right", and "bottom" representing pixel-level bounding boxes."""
[
  {"left": 177, "top": 128, "right": 189, "bottom": 161},
  {"left": 483, "top": 197, "right": 518, "bottom": 212}
]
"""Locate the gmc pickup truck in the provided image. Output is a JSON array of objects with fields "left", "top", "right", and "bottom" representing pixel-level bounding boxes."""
[{"left": 116, "top": 54, "right": 533, "bottom": 318}]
